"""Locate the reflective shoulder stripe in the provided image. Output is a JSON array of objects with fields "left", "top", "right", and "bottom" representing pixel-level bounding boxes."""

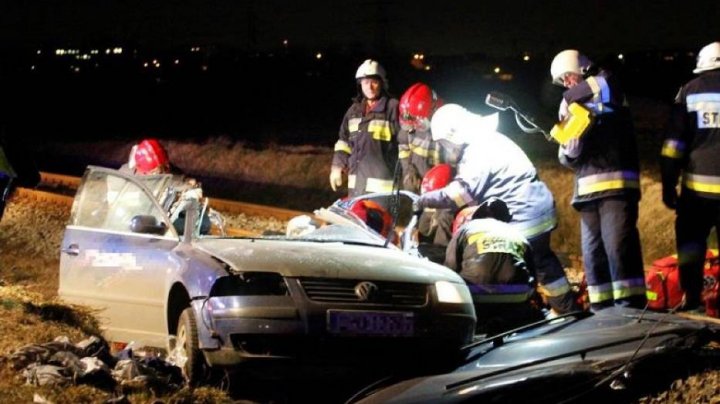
[
  {"left": 334, "top": 140, "right": 352, "bottom": 154},
  {"left": 683, "top": 173, "right": 720, "bottom": 194},
  {"left": 348, "top": 174, "right": 356, "bottom": 190},
  {"left": 368, "top": 120, "right": 392, "bottom": 142},
  {"left": 577, "top": 171, "right": 640, "bottom": 196},
  {"left": 445, "top": 181, "right": 474, "bottom": 208},
  {"left": 686, "top": 93, "right": 720, "bottom": 112},
  {"left": 365, "top": 177, "right": 394, "bottom": 193},
  {"left": 687, "top": 92, "right": 720, "bottom": 128},
  {"left": 661, "top": 139, "right": 685, "bottom": 159},
  {"left": 348, "top": 118, "right": 361, "bottom": 133}
]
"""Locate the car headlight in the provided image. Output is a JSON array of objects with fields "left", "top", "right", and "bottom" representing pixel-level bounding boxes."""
[{"left": 435, "top": 281, "right": 472, "bottom": 304}]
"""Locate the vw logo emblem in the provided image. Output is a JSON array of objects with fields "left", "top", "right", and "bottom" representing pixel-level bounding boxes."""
[{"left": 355, "top": 281, "right": 379, "bottom": 301}]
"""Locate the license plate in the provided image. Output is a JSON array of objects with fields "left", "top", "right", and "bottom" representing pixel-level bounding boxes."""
[{"left": 327, "top": 310, "right": 414, "bottom": 337}]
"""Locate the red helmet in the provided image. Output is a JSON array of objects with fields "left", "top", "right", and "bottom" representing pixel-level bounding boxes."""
[
  {"left": 399, "top": 83, "right": 443, "bottom": 131},
  {"left": 452, "top": 206, "right": 479, "bottom": 235},
  {"left": 349, "top": 200, "right": 393, "bottom": 238},
  {"left": 421, "top": 163, "right": 453, "bottom": 194},
  {"left": 133, "top": 139, "right": 169, "bottom": 174}
]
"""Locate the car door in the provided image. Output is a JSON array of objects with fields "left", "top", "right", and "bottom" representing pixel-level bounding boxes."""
[{"left": 59, "top": 166, "right": 180, "bottom": 347}]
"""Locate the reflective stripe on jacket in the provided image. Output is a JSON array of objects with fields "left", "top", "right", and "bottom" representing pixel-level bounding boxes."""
[
  {"left": 559, "top": 70, "right": 641, "bottom": 206},
  {"left": 332, "top": 96, "right": 400, "bottom": 197},
  {"left": 661, "top": 70, "right": 720, "bottom": 199}
]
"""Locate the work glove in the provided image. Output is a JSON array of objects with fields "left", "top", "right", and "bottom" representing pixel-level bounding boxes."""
[
  {"left": 561, "top": 138, "right": 583, "bottom": 159},
  {"left": 662, "top": 185, "right": 678, "bottom": 210},
  {"left": 329, "top": 167, "right": 343, "bottom": 192}
]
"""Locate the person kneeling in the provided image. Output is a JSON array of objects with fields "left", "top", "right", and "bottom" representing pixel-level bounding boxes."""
[{"left": 445, "top": 198, "right": 544, "bottom": 336}]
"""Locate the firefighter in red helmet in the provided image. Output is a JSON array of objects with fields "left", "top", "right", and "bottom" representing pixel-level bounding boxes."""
[
  {"left": 398, "top": 83, "right": 445, "bottom": 193},
  {"left": 349, "top": 199, "right": 394, "bottom": 239},
  {"left": 445, "top": 198, "right": 543, "bottom": 335}
]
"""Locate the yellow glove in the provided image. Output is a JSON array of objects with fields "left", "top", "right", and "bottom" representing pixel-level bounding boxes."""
[{"left": 329, "top": 167, "right": 343, "bottom": 191}]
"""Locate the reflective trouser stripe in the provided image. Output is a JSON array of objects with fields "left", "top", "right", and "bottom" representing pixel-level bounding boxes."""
[
  {"left": 577, "top": 171, "right": 639, "bottom": 196},
  {"left": 587, "top": 278, "right": 646, "bottom": 304},
  {"left": 683, "top": 173, "right": 720, "bottom": 194},
  {"left": 661, "top": 139, "right": 685, "bottom": 159},
  {"left": 537, "top": 276, "right": 570, "bottom": 298}
]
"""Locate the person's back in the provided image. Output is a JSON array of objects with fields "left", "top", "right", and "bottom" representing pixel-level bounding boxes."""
[{"left": 445, "top": 201, "right": 543, "bottom": 335}]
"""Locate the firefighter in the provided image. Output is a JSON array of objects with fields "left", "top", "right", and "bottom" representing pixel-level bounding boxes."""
[
  {"left": 550, "top": 49, "right": 646, "bottom": 311},
  {"left": 661, "top": 41, "right": 720, "bottom": 312},
  {"left": 445, "top": 198, "right": 544, "bottom": 335},
  {"left": 330, "top": 59, "right": 400, "bottom": 197},
  {"left": 398, "top": 83, "right": 454, "bottom": 246},
  {"left": 415, "top": 103, "right": 580, "bottom": 314},
  {"left": 121, "top": 138, "right": 210, "bottom": 234}
]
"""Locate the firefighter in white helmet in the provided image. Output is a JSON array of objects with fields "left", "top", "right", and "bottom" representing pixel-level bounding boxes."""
[
  {"left": 330, "top": 59, "right": 400, "bottom": 197},
  {"left": 661, "top": 41, "right": 720, "bottom": 312},
  {"left": 414, "top": 103, "right": 580, "bottom": 314},
  {"left": 550, "top": 49, "right": 645, "bottom": 311}
]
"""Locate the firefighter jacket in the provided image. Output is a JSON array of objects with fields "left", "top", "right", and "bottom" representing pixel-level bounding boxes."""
[
  {"left": 445, "top": 218, "right": 535, "bottom": 304},
  {"left": 417, "top": 132, "right": 558, "bottom": 240},
  {"left": 558, "top": 70, "right": 641, "bottom": 207},
  {"left": 332, "top": 95, "right": 400, "bottom": 197},
  {"left": 661, "top": 70, "right": 720, "bottom": 199},
  {"left": 398, "top": 127, "right": 441, "bottom": 192}
]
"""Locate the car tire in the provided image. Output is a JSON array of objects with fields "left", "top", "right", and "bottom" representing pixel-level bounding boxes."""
[{"left": 175, "top": 307, "right": 206, "bottom": 385}]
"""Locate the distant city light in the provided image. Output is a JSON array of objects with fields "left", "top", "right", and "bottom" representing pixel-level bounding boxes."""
[
  {"left": 413, "top": 53, "right": 425, "bottom": 60},
  {"left": 72, "top": 66, "right": 80, "bottom": 73},
  {"left": 174, "top": 59, "right": 180, "bottom": 65},
  {"left": 90, "top": 49, "right": 99, "bottom": 55},
  {"left": 30, "top": 65, "right": 35, "bottom": 70},
  {"left": 143, "top": 62, "right": 149, "bottom": 68},
  {"left": 55, "top": 49, "right": 66, "bottom": 56},
  {"left": 36, "top": 50, "right": 41, "bottom": 55},
  {"left": 424, "top": 65, "right": 431, "bottom": 71},
  {"left": 191, "top": 47, "right": 201, "bottom": 52},
  {"left": 105, "top": 49, "right": 111, "bottom": 54},
  {"left": 494, "top": 66, "right": 501, "bottom": 74},
  {"left": 618, "top": 53, "right": 624, "bottom": 60},
  {"left": 282, "top": 39, "right": 289, "bottom": 46},
  {"left": 315, "top": 52, "right": 323, "bottom": 59},
  {"left": 113, "top": 48, "right": 123, "bottom": 54},
  {"left": 201, "top": 65, "right": 208, "bottom": 71},
  {"left": 523, "top": 54, "right": 530, "bottom": 62}
]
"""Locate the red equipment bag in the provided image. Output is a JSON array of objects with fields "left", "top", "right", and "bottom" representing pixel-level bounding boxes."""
[{"left": 645, "top": 249, "right": 720, "bottom": 315}]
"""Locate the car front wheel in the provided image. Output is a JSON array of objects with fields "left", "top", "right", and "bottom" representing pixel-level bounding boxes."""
[{"left": 173, "top": 307, "right": 206, "bottom": 385}]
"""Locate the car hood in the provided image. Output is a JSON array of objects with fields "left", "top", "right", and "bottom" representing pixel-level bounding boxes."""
[
  {"left": 350, "top": 307, "right": 720, "bottom": 403},
  {"left": 194, "top": 238, "right": 462, "bottom": 284}
]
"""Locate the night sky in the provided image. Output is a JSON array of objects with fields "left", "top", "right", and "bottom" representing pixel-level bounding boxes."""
[{"left": 1, "top": 0, "right": 718, "bottom": 56}]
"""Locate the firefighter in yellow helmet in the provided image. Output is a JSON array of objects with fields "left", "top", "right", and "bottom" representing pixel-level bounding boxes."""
[
  {"left": 330, "top": 59, "right": 400, "bottom": 197},
  {"left": 661, "top": 41, "right": 720, "bottom": 312},
  {"left": 550, "top": 49, "right": 645, "bottom": 311}
]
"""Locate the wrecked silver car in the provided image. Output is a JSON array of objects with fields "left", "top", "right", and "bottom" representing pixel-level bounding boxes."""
[{"left": 58, "top": 166, "right": 476, "bottom": 383}]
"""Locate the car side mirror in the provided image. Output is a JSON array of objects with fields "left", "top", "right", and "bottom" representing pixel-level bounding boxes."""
[{"left": 130, "top": 215, "right": 168, "bottom": 235}]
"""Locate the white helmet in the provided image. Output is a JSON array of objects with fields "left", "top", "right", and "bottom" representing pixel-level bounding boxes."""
[
  {"left": 430, "top": 104, "right": 499, "bottom": 145},
  {"left": 355, "top": 59, "right": 388, "bottom": 89},
  {"left": 550, "top": 49, "right": 593, "bottom": 86},
  {"left": 694, "top": 41, "right": 720, "bottom": 74}
]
